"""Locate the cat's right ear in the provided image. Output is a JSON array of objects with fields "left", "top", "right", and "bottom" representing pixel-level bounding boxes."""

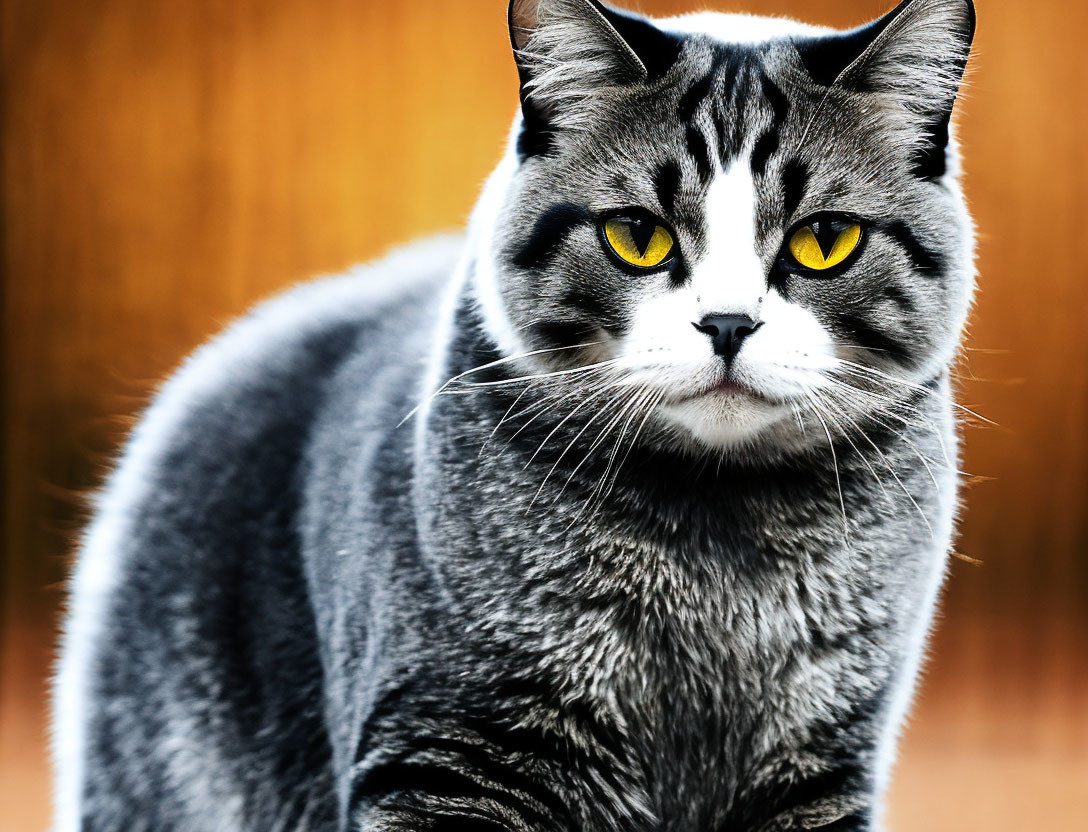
[{"left": 508, "top": 0, "right": 682, "bottom": 157}]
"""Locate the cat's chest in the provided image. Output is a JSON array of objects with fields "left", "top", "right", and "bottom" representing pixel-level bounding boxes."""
[
  {"left": 560, "top": 523, "right": 880, "bottom": 723},
  {"left": 540, "top": 528, "right": 883, "bottom": 824}
]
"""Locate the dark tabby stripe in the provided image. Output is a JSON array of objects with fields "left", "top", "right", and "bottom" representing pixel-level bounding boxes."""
[
  {"left": 607, "top": 170, "right": 631, "bottom": 195},
  {"left": 559, "top": 289, "right": 627, "bottom": 336},
  {"left": 406, "top": 736, "right": 570, "bottom": 819},
  {"left": 677, "top": 70, "right": 715, "bottom": 125},
  {"left": 462, "top": 697, "right": 637, "bottom": 802},
  {"left": 725, "top": 754, "right": 869, "bottom": 832},
  {"left": 421, "top": 813, "right": 514, "bottom": 832},
  {"left": 686, "top": 49, "right": 751, "bottom": 166},
  {"left": 881, "top": 221, "right": 943, "bottom": 275},
  {"left": 720, "top": 52, "right": 755, "bottom": 161},
  {"left": 818, "top": 811, "right": 871, "bottom": 830},
  {"left": 653, "top": 160, "right": 682, "bottom": 216},
  {"left": 686, "top": 125, "right": 713, "bottom": 182},
  {"left": 349, "top": 757, "right": 555, "bottom": 826},
  {"left": 559, "top": 288, "right": 609, "bottom": 319},
  {"left": 771, "top": 763, "right": 866, "bottom": 820},
  {"left": 837, "top": 313, "right": 911, "bottom": 363},
  {"left": 354, "top": 680, "right": 417, "bottom": 761},
  {"left": 782, "top": 158, "right": 809, "bottom": 219},
  {"left": 513, "top": 204, "right": 590, "bottom": 270},
  {"left": 882, "top": 283, "right": 916, "bottom": 313},
  {"left": 711, "top": 105, "right": 731, "bottom": 165},
  {"left": 719, "top": 51, "right": 745, "bottom": 108},
  {"left": 531, "top": 320, "right": 601, "bottom": 348},
  {"left": 751, "top": 74, "right": 790, "bottom": 177}
]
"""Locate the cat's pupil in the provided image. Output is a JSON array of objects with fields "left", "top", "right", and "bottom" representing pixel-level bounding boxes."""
[
  {"left": 810, "top": 218, "right": 853, "bottom": 259},
  {"left": 626, "top": 217, "right": 659, "bottom": 257}
]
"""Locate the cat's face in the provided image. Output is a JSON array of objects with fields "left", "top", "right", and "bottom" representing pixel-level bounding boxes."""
[{"left": 479, "top": 0, "right": 975, "bottom": 453}]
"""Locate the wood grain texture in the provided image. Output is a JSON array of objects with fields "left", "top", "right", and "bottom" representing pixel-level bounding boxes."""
[{"left": 2, "top": 1, "right": 1086, "bottom": 829}]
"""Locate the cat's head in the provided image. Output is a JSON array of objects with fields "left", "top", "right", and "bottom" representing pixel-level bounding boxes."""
[{"left": 473, "top": 0, "right": 976, "bottom": 454}]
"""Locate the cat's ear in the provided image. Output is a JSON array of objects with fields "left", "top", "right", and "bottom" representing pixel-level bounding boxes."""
[
  {"left": 508, "top": 0, "right": 682, "bottom": 155},
  {"left": 795, "top": 0, "right": 976, "bottom": 178}
]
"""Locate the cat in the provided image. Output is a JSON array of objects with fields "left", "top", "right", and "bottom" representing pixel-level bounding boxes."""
[{"left": 53, "top": 0, "right": 977, "bottom": 830}]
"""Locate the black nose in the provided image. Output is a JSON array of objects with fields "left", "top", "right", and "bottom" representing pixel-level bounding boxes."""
[{"left": 693, "top": 315, "right": 761, "bottom": 363}]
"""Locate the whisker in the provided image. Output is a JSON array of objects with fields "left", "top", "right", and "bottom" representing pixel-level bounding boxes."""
[
  {"left": 812, "top": 388, "right": 935, "bottom": 538},
  {"left": 501, "top": 372, "right": 621, "bottom": 455},
  {"left": 525, "top": 378, "right": 629, "bottom": 469},
  {"left": 835, "top": 359, "right": 1000, "bottom": 427},
  {"left": 454, "top": 358, "right": 622, "bottom": 390},
  {"left": 589, "top": 387, "right": 658, "bottom": 508},
  {"left": 479, "top": 379, "right": 548, "bottom": 459},
  {"left": 397, "top": 341, "right": 604, "bottom": 426},
  {"left": 807, "top": 390, "right": 895, "bottom": 507},
  {"left": 803, "top": 394, "right": 851, "bottom": 545},
  {"left": 528, "top": 385, "right": 634, "bottom": 508},
  {"left": 556, "top": 386, "right": 649, "bottom": 509},
  {"left": 836, "top": 390, "right": 945, "bottom": 493},
  {"left": 822, "top": 371, "right": 966, "bottom": 477},
  {"left": 598, "top": 388, "right": 666, "bottom": 507}
]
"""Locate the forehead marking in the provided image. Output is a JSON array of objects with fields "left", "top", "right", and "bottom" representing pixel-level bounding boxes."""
[
  {"left": 672, "top": 48, "right": 757, "bottom": 203},
  {"left": 751, "top": 74, "right": 790, "bottom": 178},
  {"left": 677, "top": 67, "right": 716, "bottom": 125},
  {"left": 679, "top": 49, "right": 755, "bottom": 167},
  {"left": 713, "top": 52, "right": 754, "bottom": 167},
  {"left": 654, "top": 160, "right": 682, "bottom": 216},
  {"left": 686, "top": 125, "right": 713, "bottom": 183},
  {"left": 782, "top": 159, "right": 809, "bottom": 222}
]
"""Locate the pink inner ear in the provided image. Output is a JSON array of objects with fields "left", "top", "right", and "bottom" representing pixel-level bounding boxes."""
[{"left": 510, "top": 0, "right": 541, "bottom": 52}]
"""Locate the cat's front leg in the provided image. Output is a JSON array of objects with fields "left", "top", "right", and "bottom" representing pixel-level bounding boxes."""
[
  {"left": 355, "top": 805, "right": 520, "bottom": 832},
  {"left": 345, "top": 743, "right": 575, "bottom": 832},
  {"left": 775, "top": 807, "right": 872, "bottom": 831},
  {"left": 351, "top": 793, "right": 564, "bottom": 832},
  {"left": 738, "top": 757, "right": 878, "bottom": 832},
  {"left": 753, "top": 801, "right": 873, "bottom": 832}
]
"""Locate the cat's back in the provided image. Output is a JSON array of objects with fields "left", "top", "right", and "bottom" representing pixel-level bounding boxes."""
[{"left": 53, "top": 234, "right": 461, "bottom": 832}]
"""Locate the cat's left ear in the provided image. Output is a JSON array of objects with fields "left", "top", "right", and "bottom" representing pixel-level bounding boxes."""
[
  {"left": 508, "top": 0, "right": 682, "bottom": 156},
  {"left": 795, "top": 0, "right": 976, "bottom": 178}
]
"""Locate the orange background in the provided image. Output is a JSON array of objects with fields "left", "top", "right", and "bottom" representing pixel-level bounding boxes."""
[{"left": 2, "top": 1, "right": 1086, "bottom": 829}]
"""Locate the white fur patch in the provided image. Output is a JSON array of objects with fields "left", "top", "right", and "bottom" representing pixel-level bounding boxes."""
[
  {"left": 689, "top": 159, "right": 765, "bottom": 320},
  {"left": 468, "top": 124, "right": 528, "bottom": 363},
  {"left": 658, "top": 12, "right": 832, "bottom": 44}
]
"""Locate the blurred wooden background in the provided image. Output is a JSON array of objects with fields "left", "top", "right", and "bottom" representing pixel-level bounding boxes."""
[{"left": 2, "top": 0, "right": 1086, "bottom": 828}]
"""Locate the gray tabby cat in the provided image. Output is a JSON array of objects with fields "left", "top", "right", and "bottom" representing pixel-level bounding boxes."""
[{"left": 53, "top": 0, "right": 977, "bottom": 829}]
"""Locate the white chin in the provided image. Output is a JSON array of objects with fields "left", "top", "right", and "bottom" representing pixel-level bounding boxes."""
[{"left": 660, "top": 392, "right": 789, "bottom": 449}]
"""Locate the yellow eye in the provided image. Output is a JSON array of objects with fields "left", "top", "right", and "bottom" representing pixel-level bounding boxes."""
[
  {"left": 787, "top": 219, "right": 863, "bottom": 272},
  {"left": 603, "top": 215, "right": 675, "bottom": 269}
]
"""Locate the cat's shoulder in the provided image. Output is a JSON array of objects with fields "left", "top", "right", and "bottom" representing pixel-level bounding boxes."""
[
  {"left": 207, "top": 232, "right": 463, "bottom": 384},
  {"left": 156, "top": 232, "right": 461, "bottom": 420},
  {"left": 84, "top": 230, "right": 463, "bottom": 545},
  {"left": 53, "top": 234, "right": 464, "bottom": 823}
]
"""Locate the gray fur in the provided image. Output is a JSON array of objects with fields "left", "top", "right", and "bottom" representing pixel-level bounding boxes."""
[{"left": 55, "top": 1, "right": 977, "bottom": 830}]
